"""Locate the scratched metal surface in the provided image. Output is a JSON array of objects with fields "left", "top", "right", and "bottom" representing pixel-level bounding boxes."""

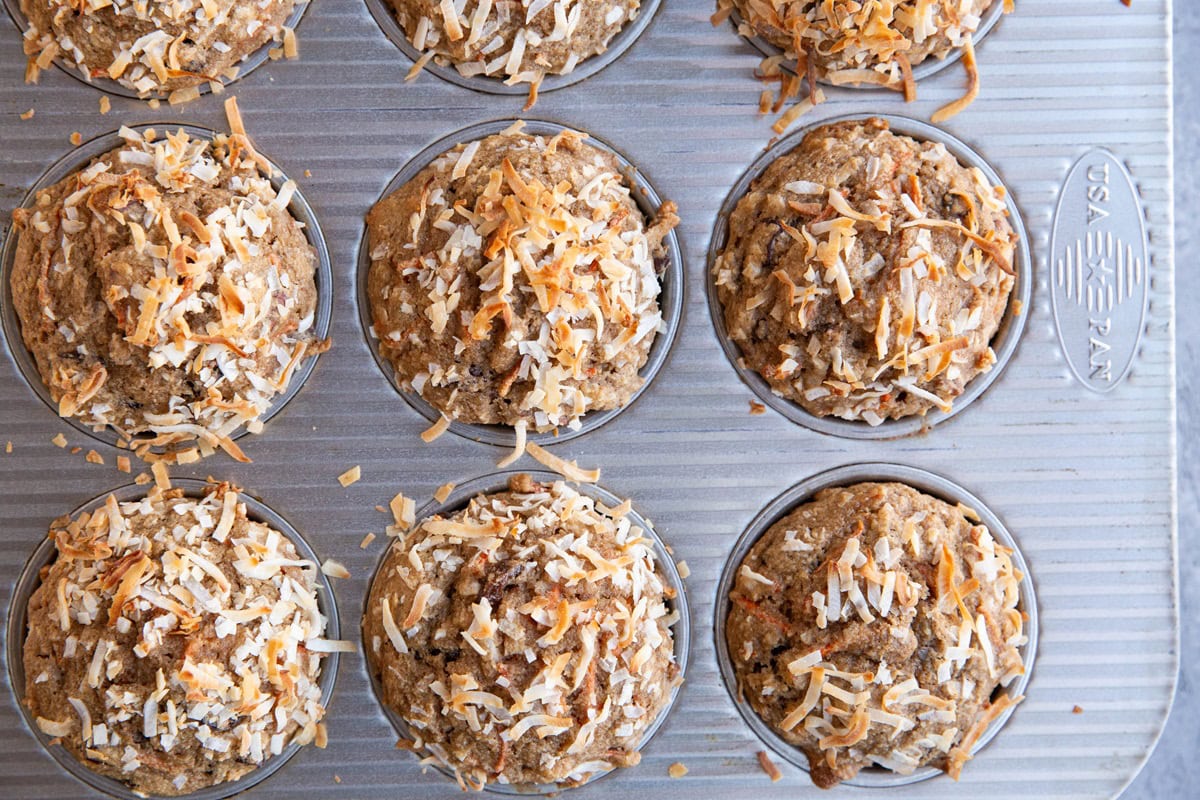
[{"left": 0, "top": 1, "right": 1176, "bottom": 799}]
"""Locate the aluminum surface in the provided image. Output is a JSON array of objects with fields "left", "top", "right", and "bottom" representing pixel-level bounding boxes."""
[{"left": 0, "top": 1, "right": 1176, "bottom": 799}]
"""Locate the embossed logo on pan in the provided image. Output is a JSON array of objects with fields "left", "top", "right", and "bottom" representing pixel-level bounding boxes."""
[{"left": 1050, "top": 150, "right": 1149, "bottom": 392}]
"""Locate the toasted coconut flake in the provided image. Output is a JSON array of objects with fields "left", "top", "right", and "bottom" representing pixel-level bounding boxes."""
[
  {"left": 151, "top": 461, "right": 171, "bottom": 490},
  {"left": 525, "top": 443, "right": 600, "bottom": 483},
  {"left": 932, "top": 37, "right": 980, "bottom": 124},
  {"left": 421, "top": 414, "right": 451, "bottom": 443},
  {"left": 360, "top": 532, "right": 377, "bottom": 549},
  {"left": 757, "top": 750, "right": 782, "bottom": 782},
  {"left": 433, "top": 483, "right": 455, "bottom": 503},
  {"left": 496, "top": 420, "right": 527, "bottom": 468},
  {"left": 668, "top": 762, "right": 688, "bottom": 778},
  {"left": 337, "top": 466, "right": 362, "bottom": 487},
  {"left": 321, "top": 559, "right": 350, "bottom": 579}
]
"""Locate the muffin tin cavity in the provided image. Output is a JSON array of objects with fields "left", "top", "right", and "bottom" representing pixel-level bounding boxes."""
[
  {"left": 356, "top": 118, "right": 683, "bottom": 448},
  {"left": 713, "top": 462, "right": 1037, "bottom": 788},
  {"left": 0, "top": 124, "right": 333, "bottom": 456},
  {"left": 2, "top": 0, "right": 313, "bottom": 100},
  {"left": 362, "top": 468, "right": 691, "bottom": 794},
  {"left": 706, "top": 113, "right": 1031, "bottom": 440},
  {"left": 6, "top": 478, "right": 342, "bottom": 800},
  {"left": 365, "top": 0, "right": 663, "bottom": 98}
]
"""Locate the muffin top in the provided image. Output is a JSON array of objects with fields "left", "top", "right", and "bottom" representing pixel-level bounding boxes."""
[
  {"left": 363, "top": 474, "right": 681, "bottom": 789},
  {"left": 725, "top": 481, "right": 1026, "bottom": 787},
  {"left": 387, "top": 0, "right": 641, "bottom": 92},
  {"left": 714, "top": 118, "right": 1016, "bottom": 424},
  {"left": 22, "top": 483, "right": 341, "bottom": 796},
  {"left": 19, "top": 0, "right": 297, "bottom": 96},
  {"left": 9, "top": 120, "right": 320, "bottom": 461},
  {"left": 725, "top": 0, "right": 994, "bottom": 85},
  {"left": 366, "top": 125, "right": 677, "bottom": 433}
]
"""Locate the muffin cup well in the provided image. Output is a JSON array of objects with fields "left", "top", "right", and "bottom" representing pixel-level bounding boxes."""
[
  {"left": 4, "top": 478, "right": 342, "bottom": 800},
  {"left": 705, "top": 112, "right": 1032, "bottom": 440},
  {"left": 0, "top": 124, "right": 333, "bottom": 455},
  {"left": 364, "top": 0, "right": 662, "bottom": 96},
  {"left": 356, "top": 118, "right": 684, "bottom": 448},
  {"left": 362, "top": 468, "right": 691, "bottom": 795},
  {"left": 1, "top": 0, "right": 312, "bottom": 99},
  {"left": 724, "top": 0, "right": 1006, "bottom": 88},
  {"left": 713, "top": 462, "right": 1038, "bottom": 788}
]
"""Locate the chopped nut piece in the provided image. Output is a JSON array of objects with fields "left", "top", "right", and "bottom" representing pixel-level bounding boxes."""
[
  {"left": 84, "top": 449, "right": 104, "bottom": 465},
  {"left": 51, "top": 433, "right": 67, "bottom": 448}
]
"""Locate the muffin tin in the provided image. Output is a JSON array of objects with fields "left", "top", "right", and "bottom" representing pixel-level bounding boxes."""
[{"left": 0, "top": 1, "right": 1176, "bottom": 799}]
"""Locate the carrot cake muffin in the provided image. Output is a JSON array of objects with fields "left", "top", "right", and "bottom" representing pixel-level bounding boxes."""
[
  {"left": 363, "top": 474, "right": 681, "bottom": 789},
  {"left": 9, "top": 114, "right": 321, "bottom": 461},
  {"left": 22, "top": 482, "right": 343, "bottom": 796},
  {"left": 713, "top": 118, "right": 1016, "bottom": 425},
  {"left": 20, "top": 0, "right": 299, "bottom": 97},
  {"left": 723, "top": 0, "right": 994, "bottom": 86},
  {"left": 387, "top": 0, "right": 642, "bottom": 99},
  {"left": 725, "top": 481, "right": 1026, "bottom": 787},
  {"left": 366, "top": 124, "right": 678, "bottom": 434}
]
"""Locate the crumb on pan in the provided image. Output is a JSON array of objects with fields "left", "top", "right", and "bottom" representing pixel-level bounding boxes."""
[
  {"left": 338, "top": 466, "right": 362, "bottom": 487},
  {"left": 526, "top": 443, "right": 600, "bottom": 483},
  {"left": 757, "top": 750, "right": 782, "bottom": 782}
]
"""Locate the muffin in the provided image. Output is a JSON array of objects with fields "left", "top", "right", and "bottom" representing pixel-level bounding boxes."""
[
  {"left": 714, "top": 118, "right": 1016, "bottom": 425},
  {"left": 725, "top": 481, "right": 1027, "bottom": 787},
  {"left": 724, "top": 0, "right": 994, "bottom": 86},
  {"left": 363, "top": 474, "right": 681, "bottom": 789},
  {"left": 387, "top": 0, "right": 642, "bottom": 95},
  {"left": 22, "top": 482, "right": 338, "bottom": 796},
  {"left": 9, "top": 121, "right": 321, "bottom": 461},
  {"left": 366, "top": 125, "right": 678, "bottom": 433},
  {"left": 19, "top": 0, "right": 298, "bottom": 96}
]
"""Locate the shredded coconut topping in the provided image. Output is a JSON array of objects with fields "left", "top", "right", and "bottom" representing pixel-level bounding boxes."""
[
  {"left": 22, "top": 483, "right": 339, "bottom": 795},
  {"left": 10, "top": 112, "right": 323, "bottom": 462},
  {"left": 365, "top": 474, "right": 680, "bottom": 789}
]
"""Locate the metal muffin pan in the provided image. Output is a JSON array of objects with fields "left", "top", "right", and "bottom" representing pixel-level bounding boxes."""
[
  {"left": 0, "top": 0, "right": 1176, "bottom": 798},
  {"left": 365, "top": 0, "right": 664, "bottom": 97},
  {"left": 0, "top": 0, "right": 314, "bottom": 101},
  {"left": 705, "top": 112, "right": 1033, "bottom": 440},
  {"left": 362, "top": 468, "right": 691, "bottom": 794},
  {"left": 4, "top": 478, "right": 342, "bottom": 800},
  {"left": 713, "top": 462, "right": 1038, "bottom": 788},
  {"left": 0, "top": 122, "right": 334, "bottom": 454},
  {"left": 357, "top": 117, "right": 684, "bottom": 449}
]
